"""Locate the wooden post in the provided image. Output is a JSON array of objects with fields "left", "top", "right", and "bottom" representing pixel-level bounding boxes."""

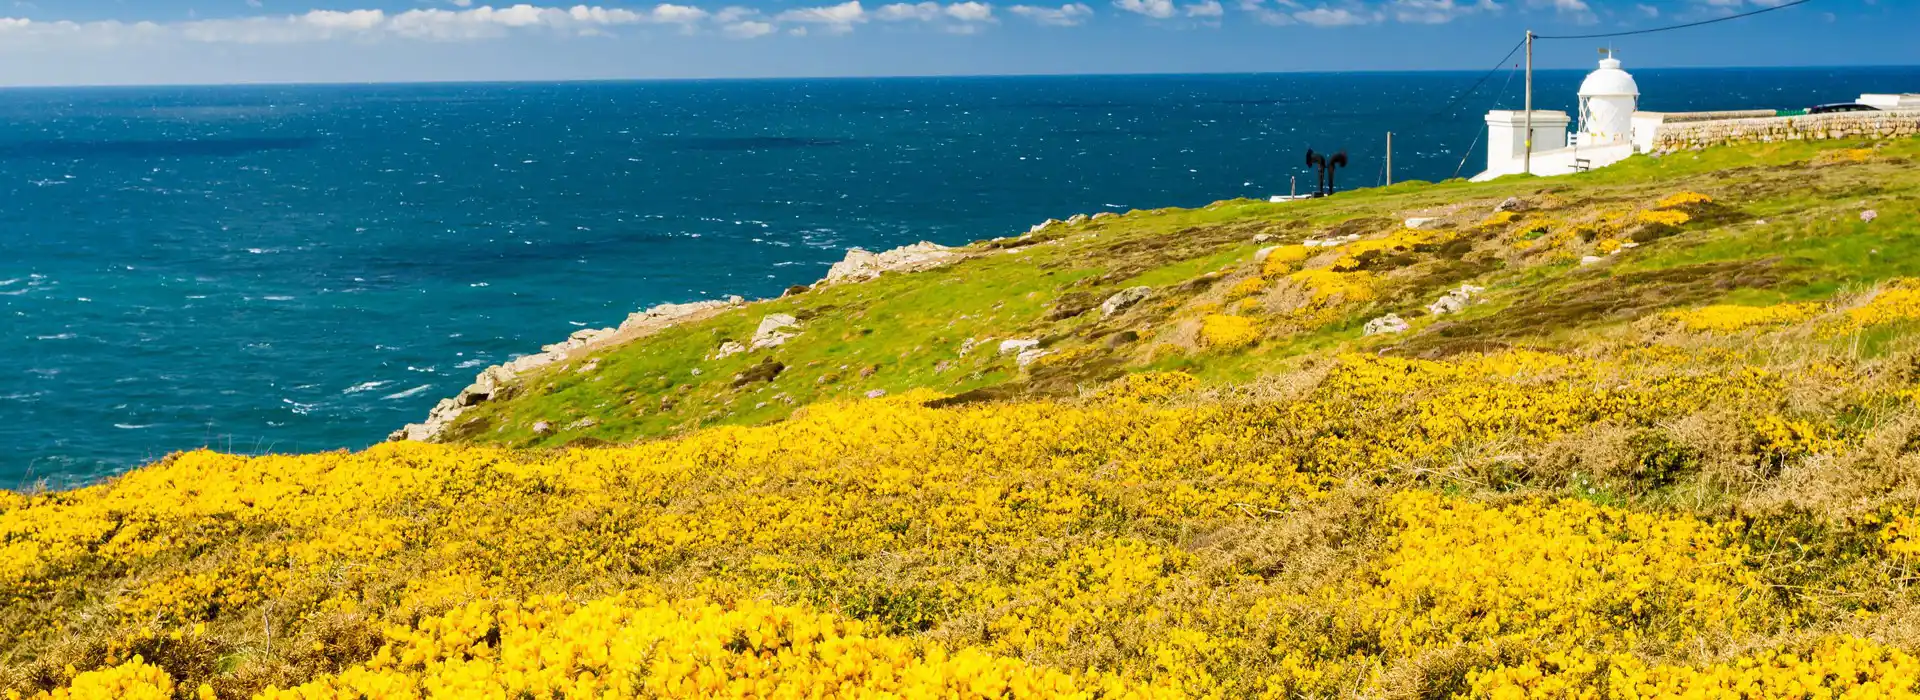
[
  {"left": 1524, "top": 30, "right": 1534, "bottom": 176},
  {"left": 1385, "top": 132, "right": 1393, "bottom": 186}
]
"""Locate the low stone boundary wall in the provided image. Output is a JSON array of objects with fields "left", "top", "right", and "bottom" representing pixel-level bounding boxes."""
[
  {"left": 1653, "top": 109, "right": 1920, "bottom": 150},
  {"left": 1656, "top": 109, "right": 1778, "bottom": 124}
]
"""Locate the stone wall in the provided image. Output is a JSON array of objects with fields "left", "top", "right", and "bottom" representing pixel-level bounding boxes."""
[
  {"left": 1655, "top": 109, "right": 1778, "bottom": 124},
  {"left": 1652, "top": 109, "right": 1920, "bottom": 150}
]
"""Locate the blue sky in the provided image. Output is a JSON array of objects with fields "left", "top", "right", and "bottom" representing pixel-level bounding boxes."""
[{"left": 0, "top": 0, "right": 1911, "bottom": 85}]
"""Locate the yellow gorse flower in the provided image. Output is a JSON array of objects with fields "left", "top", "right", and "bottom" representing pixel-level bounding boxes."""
[
  {"left": 1198, "top": 314, "right": 1261, "bottom": 349},
  {"left": 1664, "top": 303, "right": 1820, "bottom": 333},
  {"left": 1636, "top": 209, "right": 1691, "bottom": 227},
  {"left": 1655, "top": 191, "right": 1714, "bottom": 209}
]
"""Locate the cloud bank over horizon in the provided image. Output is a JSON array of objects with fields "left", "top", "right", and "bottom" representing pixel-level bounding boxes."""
[{"left": 0, "top": 0, "right": 1900, "bottom": 85}]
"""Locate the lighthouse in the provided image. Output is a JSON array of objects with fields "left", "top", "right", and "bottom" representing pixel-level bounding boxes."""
[
  {"left": 1576, "top": 50, "right": 1639, "bottom": 146},
  {"left": 1474, "top": 48, "right": 1650, "bottom": 180}
]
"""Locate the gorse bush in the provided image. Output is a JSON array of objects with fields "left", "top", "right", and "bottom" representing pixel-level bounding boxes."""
[
  {"left": 1663, "top": 303, "right": 1820, "bottom": 333},
  {"left": 12, "top": 140, "right": 1920, "bottom": 698},
  {"left": 10, "top": 341, "right": 1920, "bottom": 698}
]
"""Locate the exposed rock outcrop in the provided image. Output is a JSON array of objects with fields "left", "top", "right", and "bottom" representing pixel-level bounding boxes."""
[
  {"left": 750, "top": 314, "right": 800, "bottom": 350},
  {"left": 1364, "top": 314, "right": 1410, "bottom": 336},
  {"left": 1304, "top": 234, "right": 1361, "bottom": 248},
  {"left": 821, "top": 242, "right": 961, "bottom": 285},
  {"left": 1426, "top": 284, "right": 1485, "bottom": 316},
  {"left": 999, "top": 339, "right": 1040, "bottom": 355},
  {"left": 1101, "top": 287, "right": 1152, "bottom": 318},
  {"left": 390, "top": 296, "right": 745, "bottom": 443},
  {"left": 1016, "top": 348, "right": 1052, "bottom": 367},
  {"left": 396, "top": 233, "right": 979, "bottom": 444}
]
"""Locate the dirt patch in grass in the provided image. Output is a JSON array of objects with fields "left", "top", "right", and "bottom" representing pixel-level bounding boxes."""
[
  {"left": 1046, "top": 291, "right": 1103, "bottom": 321},
  {"left": 1324, "top": 216, "right": 1394, "bottom": 238},
  {"left": 1091, "top": 222, "right": 1289, "bottom": 286},
  {"left": 439, "top": 413, "right": 498, "bottom": 443},
  {"left": 923, "top": 384, "right": 1025, "bottom": 408},
  {"left": 1390, "top": 258, "right": 1782, "bottom": 357}
]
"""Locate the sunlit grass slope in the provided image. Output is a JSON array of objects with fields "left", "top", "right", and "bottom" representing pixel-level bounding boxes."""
[
  {"left": 8, "top": 139, "right": 1920, "bottom": 699},
  {"left": 443, "top": 141, "right": 1920, "bottom": 448}
]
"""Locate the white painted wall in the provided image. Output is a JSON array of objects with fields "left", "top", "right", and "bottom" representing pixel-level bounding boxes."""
[
  {"left": 1483, "top": 110, "right": 1570, "bottom": 179},
  {"left": 1861, "top": 94, "right": 1920, "bottom": 110}
]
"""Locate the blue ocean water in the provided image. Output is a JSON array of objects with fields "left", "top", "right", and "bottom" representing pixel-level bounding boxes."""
[{"left": 5, "top": 67, "right": 1917, "bottom": 485}]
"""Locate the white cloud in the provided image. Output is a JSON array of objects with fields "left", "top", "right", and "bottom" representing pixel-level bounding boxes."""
[
  {"left": 1009, "top": 2, "right": 1093, "bottom": 25},
  {"left": 713, "top": 6, "right": 758, "bottom": 22},
  {"left": 723, "top": 19, "right": 775, "bottom": 36},
  {"left": 0, "top": 0, "right": 1107, "bottom": 48},
  {"left": 1114, "top": 0, "right": 1175, "bottom": 18},
  {"left": 1184, "top": 0, "right": 1224, "bottom": 17},
  {"left": 775, "top": 0, "right": 868, "bottom": 30},
  {"left": 875, "top": 1, "right": 994, "bottom": 27},
  {"left": 1233, "top": 0, "right": 1296, "bottom": 24},
  {"left": 946, "top": 2, "right": 996, "bottom": 21},
  {"left": 877, "top": 2, "right": 945, "bottom": 20},
  {"left": 1525, "top": 0, "right": 1592, "bottom": 22},
  {"left": 154, "top": 4, "right": 722, "bottom": 44},
  {"left": 1388, "top": 0, "right": 1497, "bottom": 24},
  {"left": 1291, "top": 5, "right": 1378, "bottom": 25},
  {"left": 649, "top": 3, "right": 710, "bottom": 22}
]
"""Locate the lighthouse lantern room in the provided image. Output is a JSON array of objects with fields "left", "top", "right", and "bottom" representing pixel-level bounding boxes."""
[{"left": 1575, "top": 50, "right": 1639, "bottom": 146}]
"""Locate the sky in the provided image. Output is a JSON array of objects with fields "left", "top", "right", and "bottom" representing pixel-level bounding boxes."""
[{"left": 0, "top": 0, "right": 1911, "bottom": 85}]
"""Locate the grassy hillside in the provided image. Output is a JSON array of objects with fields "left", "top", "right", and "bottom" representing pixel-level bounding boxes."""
[
  {"left": 439, "top": 140, "right": 1920, "bottom": 450},
  {"left": 7, "top": 139, "right": 1920, "bottom": 699}
]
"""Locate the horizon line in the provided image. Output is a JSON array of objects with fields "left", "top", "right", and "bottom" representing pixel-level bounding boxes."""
[{"left": 3, "top": 62, "right": 1916, "bottom": 91}]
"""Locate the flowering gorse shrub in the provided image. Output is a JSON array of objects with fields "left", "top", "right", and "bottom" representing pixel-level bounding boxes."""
[
  {"left": 1226, "top": 276, "right": 1268, "bottom": 301},
  {"left": 1834, "top": 281, "right": 1920, "bottom": 334},
  {"left": 1655, "top": 191, "right": 1714, "bottom": 209},
  {"left": 1259, "top": 245, "right": 1312, "bottom": 277},
  {"left": 254, "top": 596, "right": 1156, "bottom": 700},
  {"left": 1, "top": 346, "right": 1908, "bottom": 699},
  {"left": 1663, "top": 303, "right": 1820, "bottom": 333},
  {"left": 1198, "top": 314, "right": 1260, "bottom": 349},
  {"left": 1636, "top": 209, "right": 1691, "bottom": 227}
]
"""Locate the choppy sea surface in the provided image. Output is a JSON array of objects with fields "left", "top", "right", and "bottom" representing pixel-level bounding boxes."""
[{"left": 5, "top": 67, "right": 1916, "bottom": 485}]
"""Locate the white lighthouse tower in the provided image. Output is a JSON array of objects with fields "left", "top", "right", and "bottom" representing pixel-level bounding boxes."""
[
  {"left": 1575, "top": 50, "right": 1639, "bottom": 146},
  {"left": 1474, "top": 48, "right": 1648, "bottom": 181}
]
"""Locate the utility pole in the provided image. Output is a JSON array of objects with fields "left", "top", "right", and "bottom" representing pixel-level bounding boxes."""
[
  {"left": 1385, "top": 132, "right": 1393, "bottom": 186},
  {"left": 1523, "top": 30, "right": 1534, "bottom": 176}
]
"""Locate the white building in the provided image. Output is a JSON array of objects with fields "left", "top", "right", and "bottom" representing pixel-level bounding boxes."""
[
  {"left": 1476, "top": 52, "right": 1642, "bottom": 181},
  {"left": 1575, "top": 53, "right": 1639, "bottom": 146},
  {"left": 1861, "top": 94, "right": 1920, "bottom": 110}
]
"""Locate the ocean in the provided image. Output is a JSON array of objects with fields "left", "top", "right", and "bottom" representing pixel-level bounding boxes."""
[{"left": 5, "top": 67, "right": 1916, "bottom": 485}]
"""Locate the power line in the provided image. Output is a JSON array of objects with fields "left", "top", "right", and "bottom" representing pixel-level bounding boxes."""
[
  {"left": 1451, "top": 60, "right": 1523, "bottom": 179},
  {"left": 1429, "top": 37, "right": 1527, "bottom": 119},
  {"left": 1535, "top": 0, "right": 1815, "bottom": 40}
]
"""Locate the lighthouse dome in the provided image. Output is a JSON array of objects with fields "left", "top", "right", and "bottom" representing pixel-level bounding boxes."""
[{"left": 1579, "top": 56, "right": 1639, "bottom": 97}]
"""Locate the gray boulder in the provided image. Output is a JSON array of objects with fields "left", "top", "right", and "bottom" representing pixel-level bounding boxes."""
[
  {"left": 750, "top": 314, "right": 800, "bottom": 350},
  {"left": 999, "top": 338, "right": 1040, "bottom": 355},
  {"left": 1363, "top": 314, "right": 1410, "bottom": 336},
  {"left": 1101, "top": 287, "right": 1152, "bottom": 318}
]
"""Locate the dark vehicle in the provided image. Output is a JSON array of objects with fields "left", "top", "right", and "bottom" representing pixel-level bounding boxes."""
[{"left": 1808, "top": 103, "right": 1882, "bottom": 114}]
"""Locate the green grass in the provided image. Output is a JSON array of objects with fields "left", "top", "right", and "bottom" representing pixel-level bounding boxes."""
[{"left": 441, "top": 137, "right": 1920, "bottom": 449}]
